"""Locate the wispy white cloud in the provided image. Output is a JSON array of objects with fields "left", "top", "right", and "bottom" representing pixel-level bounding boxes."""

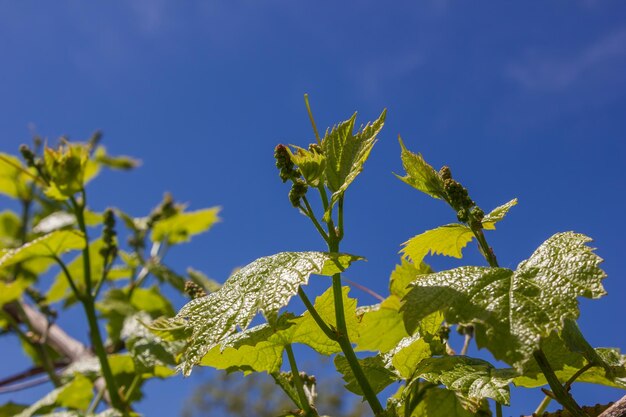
[{"left": 507, "top": 28, "right": 626, "bottom": 91}]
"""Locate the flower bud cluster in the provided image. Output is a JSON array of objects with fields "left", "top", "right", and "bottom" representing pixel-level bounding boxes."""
[
  {"left": 439, "top": 166, "right": 485, "bottom": 228},
  {"left": 274, "top": 144, "right": 299, "bottom": 183},
  {"left": 275, "top": 144, "right": 316, "bottom": 208},
  {"left": 184, "top": 281, "right": 207, "bottom": 300},
  {"left": 100, "top": 208, "right": 118, "bottom": 261},
  {"left": 289, "top": 180, "right": 308, "bottom": 208}
]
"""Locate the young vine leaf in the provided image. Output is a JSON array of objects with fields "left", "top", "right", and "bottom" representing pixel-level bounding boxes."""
[
  {"left": 401, "top": 224, "right": 474, "bottom": 264},
  {"left": 482, "top": 198, "right": 517, "bottom": 230},
  {"left": 395, "top": 137, "right": 446, "bottom": 200},
  {"left": 150, "top": 207, "right": 221, "bottom": 245},
  {"left": 0, "top": 230, "right": 85, "bottom": 268},
  {"left": 321, "top": 110, "right": 386, "bottom": 213},
  {"left": 403, "top": 232, "right": 606, "bottom": 369},
  {"left": 163, "top": 251, "right": 361, "bottom": 376}
]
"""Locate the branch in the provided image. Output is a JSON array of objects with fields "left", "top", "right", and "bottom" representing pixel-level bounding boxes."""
[
  {"left": 599, "top": 395, "right": 626, "bottom": 417},
  {"left": 2, "top": 301, "right": 111, "bottom": 404}
]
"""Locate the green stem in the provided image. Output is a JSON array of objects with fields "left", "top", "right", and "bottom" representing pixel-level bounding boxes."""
[
  {"left": 71, "top": 193, "right": 127, "bottom": 413},
  {"left": 327, "top": 242, "right": 383, "bottom": 415},
  {"left": 496, "top": 402, "right": 503, "bottom": 417},
  {"left": 285, "top": 344, "right": 316, "bottom": 416},
  {"left": 298, "top": 288, "right": 336, "bottom": 341},
  {"left": 533, "top": 350, "right": 587, "bottom": 417},
  {"left": 301, "top": 197, "right": 329, "bottom": 243},
  {"left": 123, "top": 374, "right": 142, "bottom": 403},
  {"left": 317, "top": 185, "right": 330, "bottom": 214},
  {"left": 535, "top": 394, "right": 553, "bottom": 416},
  {"left": 52, "top": 256, "right": 81, "bottom": 301},
  {"left": 471, "top": 226, "right": 499, "bottom": 268},
  {"left": 535, "top": 363, "right": 595, "bottom": 415},
  {"left": 304, "top": 94, "right": 321, "bottom": 145},
  {"left": 87, "top": 383, "right": 106, "bottom": 414},
  {"left": 460, "top": 333, "right": 472, "bottom": 356},
  {"left": 337, "top": 196, "right": 344, "bottom": 240}
]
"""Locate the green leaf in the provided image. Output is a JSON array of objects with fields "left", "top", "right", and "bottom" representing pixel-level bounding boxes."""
[
  {"left": 395, "top": 138, "right": 446, "bottom": 200},
  {"left": 171, "top": 251, "right": 361, "bottom": 375},
  {"left": 403, "top": 232, "right": 606, "bottom": 369},
  {"left": 355, "top": 296, "right": 409, "bottom": 353},
  {"left": 0, "top": 402, "right": 27, "bottom": 417},
  {"left": 0, "top": 153, "right": 33, "bottom": 200},
  {"left": 389, "top": 258, "right": 432, "bottom": 298},
  {"left": 384, "top": 334, "right": 433, "bottom": 379},
  {"left": 94, "top": 146, "right": 141, "bottom": 170},
  {"left": 0, "top": 210, "right": 20, "bottom": 248},
  {"left": 151, "top": 207, "right": 221, "bottom": 245},
  {"left": 143, "top": 316, "right": 191, "bottom": 342},
  {"left": 43, "top": 143, "right": 91, "bottom": 200},
  {"left": 414, "top": 356, "right": 515, "bottom": 405},
  {"left": 47, "top": 238, "right": 107, "bottom": 303},
  {"left": 14, "top": 374, "right": 93, "bottom": 417},
  {"left": 0, "top": 277, "right": 31, "bottom": 307},
  {"left": 322, "top": 110, "right": 386, "bottom": 208},
  {"left": 286, "top": 286, "right": 359, "bottom": 355},
  {"left": 514, "top": 331, "right": 626, "bottom": 389},
  {"left": 55, "top": 374, "right": 93, "bottom": 410},
  {"left": 482, "top": 199, "right": 518, "bottom": 230},
  {"left": 97, "top": 286, "right": 173, "bottom": 345},
  {"left": 287, "top": 145, "right": 326, "bottom": 187},
  {"left": 400, "top": 387, "right": 489, "bottom": 417},
  {"left": 147, "top": 261, "right": 186, "bottom": 292},
  {"left": 33, "top": 212, "right": 76, "bottom": 234},
  {"left": 334, "top": 355, "right": 396, "bottom": 395},
  {"left": 0, "top": 230, "right": 85, "bottom": 269},
  {"left": 401, "top": 224, "right": 474, "bottom": 264},
  {"left": 122, "top": 313, "right": 181, "bottom": 375},
  {"left": 200, "top": 319, "right": 292, "bottom": 374}
]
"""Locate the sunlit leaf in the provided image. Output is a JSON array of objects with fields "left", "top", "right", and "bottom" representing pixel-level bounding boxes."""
[
  {"left": 322, "top": 110, "right": 386, "bottom": 211},
  {"left": 482, "top": 199, "right": 517, "bottom": 230},
  {"left": 169, "top": 251, "right": 361, "bottom": 375},
  {"left": 395, "top": 138, "right": 446, "bottom": 200},
  {"left": 403, "top": 232, "right": 606, "bottom": 369},
  {"left": 0, "top": 230, "right": 85, "bottom": 269},
  {"left": 401, "top": 224, "right": 474, "bottom": 264},
  {"left": 389, "top": 258, "right": 432, "bottom": 298},
  {"left": 0, "top": 153, "right": 33, "bottom": 200},
  {"left": 355, "top": 296, "right": 409, "bottom": 353},
  {"left": 151, "top": 207, "right": 221, "bottom": 244},
  {"left": 415, "top": 356, "right": 515, "bottom": 404}
]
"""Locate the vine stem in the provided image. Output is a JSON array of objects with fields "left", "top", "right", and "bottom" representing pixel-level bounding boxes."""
[
  {"left": 71, "top": 194, "right": 127, "bottom": 414},
  {"left": 286, "top": 344, "right": 316, "bottom": 416},
  {"left": 496, "top": 402, "right": 503, "bottom": 417},
  {"left": 326, "top": 214, "right": 384, "bottom": 416},
  {"left": 533, "top": 350, "right": 587, "bottom": 417},
  {"left": 534, "top": 363, "right": 595, "bottom": 415},
  {"left": 298, "top": 288, "right": 336, "bottom": 341}
]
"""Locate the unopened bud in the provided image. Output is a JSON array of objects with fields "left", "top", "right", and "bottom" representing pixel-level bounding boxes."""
[{"left": 184, "top": 281, "right": 207, "bottom": 300}]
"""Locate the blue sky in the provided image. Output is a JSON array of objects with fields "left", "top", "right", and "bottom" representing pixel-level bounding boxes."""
[{"left": 1, "top": 1, "right": 625, "bottom": 416}]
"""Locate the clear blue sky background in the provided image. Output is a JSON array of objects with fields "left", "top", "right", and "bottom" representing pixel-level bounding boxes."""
[{"left": 1, "top": 1, "right": 625, "bottom": 416}]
